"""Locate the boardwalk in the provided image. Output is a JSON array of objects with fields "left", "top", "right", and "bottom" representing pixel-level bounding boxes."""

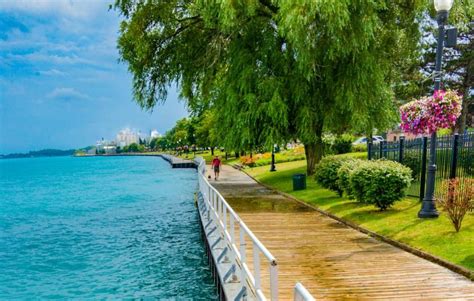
[
  {"left": 208, "top": 165, "right": 474, "bottom": 300},
  {"left": 159, "top": 154, "right": 196, "bottom": 168}
]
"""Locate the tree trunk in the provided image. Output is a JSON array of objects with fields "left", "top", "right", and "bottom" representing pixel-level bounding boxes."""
[
  {"left": 235, "top": 151, "right": 239, "bottom": 158},
  {"left": 304, "top": 140, "right": 323, "bottom": 176},
  {"left": 304, "top": 118, "right": 324, "bottom": 176},
  {"left": 304, "top": 143, "right": 317, "bottom": 176},
  {"left": 211, "top": 147, "right": 215, "bottom": 156}
]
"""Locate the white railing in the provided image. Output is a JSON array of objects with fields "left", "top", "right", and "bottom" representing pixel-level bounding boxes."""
[
  {"left": 196, "top": 158, "right": 278, "bottom": 301},
  {"left": 294, "top": 283, "right": 316, "bottom": 301}
]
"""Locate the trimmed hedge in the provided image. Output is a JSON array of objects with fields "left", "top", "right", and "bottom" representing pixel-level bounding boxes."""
[
  {"left": 316, "top": 155, "right": 412, "bottom": 210},
  {"left": 349, "top": 160, "right": 412, "bottom": 210},
  {"left": 315, "top": 156, "right": 354, "bottom": 196},
  {"left": 337, "top": 159, "right": 364, "bottom": 199}
]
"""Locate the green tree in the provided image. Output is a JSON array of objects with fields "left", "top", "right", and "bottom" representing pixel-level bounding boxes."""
[
  {"left": 149, "top": 137, "right": 159, "bottom": 150},
  {"left": 195, "top": 110, "right": 219, "bottom": 153},
  {"left": 115, "top": 0, "right": 424, "bottom": 174},
  {"left": 128, "top": 143, "right": 139, "bottom": 152},
  {"left": 172, "top": 118, "right": 190, "bottom": 146}
]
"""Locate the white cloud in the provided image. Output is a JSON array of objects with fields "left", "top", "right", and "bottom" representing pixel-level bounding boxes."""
[
  {"left": 39, "top": 69, "right": 67, "bottom": 76},
  {"left": 46, "top": 87, "right": 90, "bottom": 101},
  {"left": 0, "top": 0, "right": 109, "bottom": 19}
]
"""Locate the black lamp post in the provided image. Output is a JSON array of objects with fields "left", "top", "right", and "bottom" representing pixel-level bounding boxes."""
[
  {"left": 270, "top": 144, "right": 276, "bottom": 172},
  {"left": 418, "top": 0, "right": 454, "bottom": 218}
]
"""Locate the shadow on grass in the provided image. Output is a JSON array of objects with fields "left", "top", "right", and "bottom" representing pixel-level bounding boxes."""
[{"left": 460, "top": 255, "right": 474, "bottom": 269}]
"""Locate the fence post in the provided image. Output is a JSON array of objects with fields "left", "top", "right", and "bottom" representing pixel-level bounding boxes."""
[
  {"left": 379, "top": 141, "right": 383, "bottom": 159},
  {"left": 399, "top": 136, "right": 405, "bottom": 163},
  {"left": 419, "top": 137, "right": 428, "bottom": 202},
  {"left": 368, "top": 141, "right": 373, "bottom": 160},
  {"left": 450, "top": 134, "right": 459, "bottom": 179}
]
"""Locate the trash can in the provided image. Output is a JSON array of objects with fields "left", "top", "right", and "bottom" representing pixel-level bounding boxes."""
[{"left": 292, "top": 173, "right": 306, "bottom": 191}]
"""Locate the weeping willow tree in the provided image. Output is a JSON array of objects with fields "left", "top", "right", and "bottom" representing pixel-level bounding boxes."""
[{"left": 115, "top": 0, "right": 424, "bottom": 175}]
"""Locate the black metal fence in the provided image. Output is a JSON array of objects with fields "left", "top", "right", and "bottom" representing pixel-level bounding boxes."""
[{"left": 368, "top": 132, "right": 474, "bottom": 200}]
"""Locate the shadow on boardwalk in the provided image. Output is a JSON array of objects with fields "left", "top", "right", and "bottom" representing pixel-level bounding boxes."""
[{"left": 207, "top": 164, "right": 474, "bottom": 300}]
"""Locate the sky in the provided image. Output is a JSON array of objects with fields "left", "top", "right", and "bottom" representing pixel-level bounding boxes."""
[{"left": 0, "top": 0, "right": 188, "bottom": 154}]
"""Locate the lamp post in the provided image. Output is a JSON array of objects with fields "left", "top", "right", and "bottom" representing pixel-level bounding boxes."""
[
  {"left": 418, "top": 0, "right": 453, "bottom": 218},
  {"left": 270, "top": 144, "right": 276, "bottom": 172}
]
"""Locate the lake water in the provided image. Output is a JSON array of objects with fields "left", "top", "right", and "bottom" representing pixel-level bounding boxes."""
[{"left": 0, "top": 156, "right": 216, "bottom": 299}]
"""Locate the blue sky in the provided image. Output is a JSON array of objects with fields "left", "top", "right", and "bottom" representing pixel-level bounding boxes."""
[{"left": 0, "top": 0, "right": 188, "bottom": 154}]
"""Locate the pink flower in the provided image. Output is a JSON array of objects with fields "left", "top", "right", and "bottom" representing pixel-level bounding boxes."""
[{"left": 400, "top": 90, "right": 462, "bottom": 135}]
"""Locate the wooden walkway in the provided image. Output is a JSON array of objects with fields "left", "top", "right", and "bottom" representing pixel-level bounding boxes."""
[{"left": 209, "top": 165, "right": 474, "bottom": 300}]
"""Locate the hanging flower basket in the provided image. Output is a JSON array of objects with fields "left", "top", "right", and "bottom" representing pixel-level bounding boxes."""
[{"left": 400, "top": 89, "right": 462, "bottom": 135}]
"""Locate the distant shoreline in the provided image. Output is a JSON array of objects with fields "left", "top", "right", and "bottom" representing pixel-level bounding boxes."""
[{"left": 1, "top": 149, "right": 75, "bottom": 160}]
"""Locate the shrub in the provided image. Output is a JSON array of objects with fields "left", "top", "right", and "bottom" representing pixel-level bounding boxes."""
[
  {"left": 349, "top": 160, "right": 412, "bottom": 210},
  {"left": 333, "top": 134, "right": 353, "bottom": 154},
  {"left": 437, "top": 178, "right": 474, "bottom": 232},
  {"left": 402, "top": 151, "right": 421, "bottom": 180},
  {"left": 337, "top": 159, "right": 364, "bottom": 199},
  {"left": 315, "top": 156, "right": 353, "bottom": 196},
  {"left": 352, "top": 143, "right": 367, "bottom": 153}
]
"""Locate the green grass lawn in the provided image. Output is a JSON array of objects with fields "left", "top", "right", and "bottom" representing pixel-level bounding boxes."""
[{"left": 246, "top": 160, "right": 474, "bottom": 272}]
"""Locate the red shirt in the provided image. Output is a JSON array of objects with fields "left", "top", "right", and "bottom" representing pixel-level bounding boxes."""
[{"left": 212, "top": 158, "right": 221, "bottom": 167}]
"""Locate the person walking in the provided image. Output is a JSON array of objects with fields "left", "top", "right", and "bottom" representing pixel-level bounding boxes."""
[{"left": 211, "top": 156, "right": 221, "bottom": 180}]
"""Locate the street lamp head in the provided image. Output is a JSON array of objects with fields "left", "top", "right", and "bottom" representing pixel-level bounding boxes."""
[{"left": 434, "top": 0, "right": 453, "bottom": 12}]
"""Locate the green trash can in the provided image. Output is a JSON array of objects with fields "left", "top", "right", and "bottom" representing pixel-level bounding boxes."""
[{"left": 293, "top": 173, "right": 306, "bottom": 191}]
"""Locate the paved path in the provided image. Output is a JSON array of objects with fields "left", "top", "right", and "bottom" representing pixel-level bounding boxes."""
[{"left": 207, "top": 165, "right": 474, "bottom": 300}]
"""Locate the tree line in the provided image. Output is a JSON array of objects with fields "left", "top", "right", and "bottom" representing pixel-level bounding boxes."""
[{"left": 114, "top": 0, "right": 472, "bottom": 175}]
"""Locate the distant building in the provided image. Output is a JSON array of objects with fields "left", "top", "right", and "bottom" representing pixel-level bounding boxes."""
[
  {"left": 116, "top": 128, "right": 139, "bottom": 147},
  {"left": 150, "top": 129, "right": 161, "bottom": 139},
  {"left": 386, "top": 125, "right": 418, "bottom": 142},
  {"left": 96, "top": 138, "right": 117, "bottom": 154}
]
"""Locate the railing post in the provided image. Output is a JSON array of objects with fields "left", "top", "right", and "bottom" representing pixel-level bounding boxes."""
[
  {"left": 221, "top": 197, "right": 225, "bottom": 222},
  {"left": 239, "top": 227, "right": 247, "bottom": 293},
  {"left": 379, "top": 141, "right": 383, "bottom": 159},
  {"left": 420, "top": 137, "right": 428, "bottom": 202},
  {"left": 223, "top": 204, "right": 227, "bottom": 232},
  {"left": 270, "top": 262, "right": 278, "bottom": 301},
  {"left": 239, "top": 227, "right": 246, "bottom": 262},
  {"left": 215, "top": 192, "right": 218, "bottom": 213},
  {"left": 450, "top": 133, "right": 459, "bottom": 179},
  {"left": 230, "top": 215, "right": 235, "bottom": 244},
  {"left": 216, "top": 193, "right": 220, "bottom": 221},
  {"left": 208, "top": 186, "right": 211, "bottom": 205},
  {"left": 253, "top": 242, "right": 261, "bottom": 291},
  {"left": 399, "top": 136, "right": 405, "bottom": 163}
]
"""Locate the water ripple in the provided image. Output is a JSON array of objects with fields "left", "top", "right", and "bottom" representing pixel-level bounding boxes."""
[{"left": 0, "top": 156, "right": 217, "bottom": 300}]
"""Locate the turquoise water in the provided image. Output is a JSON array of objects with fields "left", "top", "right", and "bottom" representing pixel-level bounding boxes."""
[{"left": 0, "top": 156, "right": 216, "bottom": 299}]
